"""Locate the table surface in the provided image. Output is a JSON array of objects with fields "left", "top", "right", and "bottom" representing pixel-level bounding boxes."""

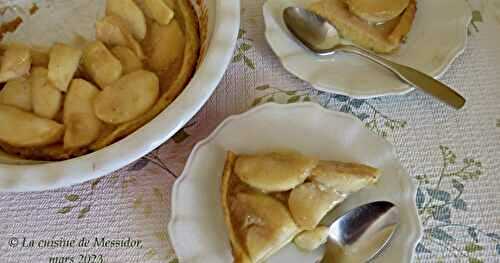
[{"left": 1, "top": 0, "right": 500, "bottom": 262}]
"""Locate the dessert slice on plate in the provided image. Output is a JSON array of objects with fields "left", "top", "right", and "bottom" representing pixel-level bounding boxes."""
[
  {"left": 308, "top": 0, "right": 417, "bottom": 53},
  {"left": 221, "top": 151, "right": 380, "bottom": 263}
]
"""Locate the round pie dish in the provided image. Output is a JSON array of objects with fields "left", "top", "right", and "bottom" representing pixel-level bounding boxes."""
[
  {"left": 0, "top": 0, "right": 240, "bottom": 192},
  {"left": 263, "top": 0, "right": 471, "bottom": 98},
  {"left": 169, "top": 102, "right": 422, "bottom": 262}
]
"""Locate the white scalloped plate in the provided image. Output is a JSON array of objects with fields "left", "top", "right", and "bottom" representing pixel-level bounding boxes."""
[
  {"left": 0, "top": 0, "right": 240, "bottom": 192},
  {"left": 263, "top": 0, "right": 471, "bottom": 98},
  {"left": 169, "top": 103, "right": 422, "bottom": 262}
]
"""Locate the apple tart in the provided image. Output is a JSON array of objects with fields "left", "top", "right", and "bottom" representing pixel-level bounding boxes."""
[
  {"left": 308, "top": 0, "right": 417, "bottom": 53},
  {"left": 0, "top": 0, "right": 200, "bottom": 160},
  {"left": 221, "top": 151, "right": 380, "bottom": 263}
]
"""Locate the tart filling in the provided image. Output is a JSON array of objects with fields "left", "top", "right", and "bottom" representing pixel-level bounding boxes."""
[{"left": 0, "top": 0, "right": 200, "bottom": 160}]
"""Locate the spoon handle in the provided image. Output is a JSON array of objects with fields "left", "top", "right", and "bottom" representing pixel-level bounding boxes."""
[{"left": 337, "top": 45, "right": 465, "bottom": 109}]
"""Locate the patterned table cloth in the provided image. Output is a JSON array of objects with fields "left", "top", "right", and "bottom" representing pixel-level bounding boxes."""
[{"left": 1, "top": 0, "right": 499, "bottom": 262}]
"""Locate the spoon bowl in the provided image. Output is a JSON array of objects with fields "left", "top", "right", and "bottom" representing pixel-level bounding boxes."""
[
  {"left": 283, "top": 6, "right": 340, "bottom": 55},
  {"left": 322, "top": 201, "right": 400, "bottom": 263}
]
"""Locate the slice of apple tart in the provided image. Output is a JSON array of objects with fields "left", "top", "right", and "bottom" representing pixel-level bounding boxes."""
[
  {"left": 308, "top": 0, "right": 417, "bottom": 53},
  {"left": 221, "top": 151, "right": 380, "bottom": 263}
]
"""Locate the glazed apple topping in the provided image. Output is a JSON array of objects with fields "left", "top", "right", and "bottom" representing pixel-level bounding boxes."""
[{"left": 0, "top": 0, "right": 179, "bottom": 152}]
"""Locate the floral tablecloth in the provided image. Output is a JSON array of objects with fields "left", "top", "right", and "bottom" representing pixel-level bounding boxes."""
[{"left": 1, "top": 0, "right": 500, "bottom": 262}]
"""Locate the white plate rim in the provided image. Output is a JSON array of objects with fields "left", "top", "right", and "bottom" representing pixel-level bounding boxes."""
[
  {"left": 263, "top": 0, "right": 472, "bottom": 99},
  {"left": 0, "top": 0, "right": 241, "bottom": 192},
  {"left": 168, "top": 102, "right": 423, "bottom": 262}
]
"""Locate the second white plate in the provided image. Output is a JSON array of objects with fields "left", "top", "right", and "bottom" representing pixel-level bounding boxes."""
[
  {"left": 263, "top": 0, "right": 471, "bottom": 98},
  {"left": 169, "top": 103, "right": 422, "bottom": 262}
]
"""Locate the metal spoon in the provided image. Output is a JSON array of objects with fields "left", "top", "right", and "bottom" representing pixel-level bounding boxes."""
[
  {"left": 322, "top": 201, "right": 400, "bottom": 263},
  {"left": 283, "top": 7, "right": 466, "bottom": 109}
]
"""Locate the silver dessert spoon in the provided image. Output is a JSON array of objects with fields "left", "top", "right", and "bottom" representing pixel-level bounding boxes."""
[
  {"left": 322, "top": 201, "right": 400, "bottom": 263},
  {"left": 283, "top": 7, "right": 466, "bottom": 109}
]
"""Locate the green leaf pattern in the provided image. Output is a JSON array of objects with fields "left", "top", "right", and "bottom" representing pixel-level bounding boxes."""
[
  {"left": 415, "top": 146, "right": 499, "bottom": 261},
  {"left": 251, "top": 85, "right": 407, "bottom": 137},
  {"left": 55, "top": 144, "right": 179, "bottom": 261},
  {"left": 232, "top": 28, "right": 256, "bottom": 70}
]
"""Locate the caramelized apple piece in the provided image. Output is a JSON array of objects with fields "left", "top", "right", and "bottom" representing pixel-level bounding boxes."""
[
  {"left": 144, "top": 0, "right": 174, "bottom": 25},
  {"left": 111, "top": 46, "right": 143, "bottom": 74},
  {"left": 0, "top": 45, "right": 31, "bottom": 83},
  {"left": 96, "top": 16, "right": 128, "bottom": 45},
  {"left": 64, "top": 79, "right": 103, "bottom": 149},
  {"left": 106, "top": 0, "right": 147, "bottom": 40},
  {"left": 234, "top": 152, "right": 318, "bottom": 192},
  {"left": 294, "top": 226, "right": 329, "bottom": 251},
  {"left": 48, "top": 43, "right": 82, "bottom": 92},
  {"left": 0, "top": 104, "right": 63, "bottom": 147},
  {"left": 144, "top": 19, "right": 185, "bottom": 74},
  {"left": 288, "top": 182, "right": 345, "bottom": 230},
  {"left": 0, "top": 77, "right": 32, "bottom": 111},
  {"left": 233, "top": 192, "right": 300, "bottom": 262},
  {"left": 82, "top": 41, "right": 123, "bottom": 89},
  {"left": 31, "top": 67, "right": 63, "bottom": 119},
  {"left": 95, "top": 15, "right": 145, "bottom": 58},
  {"left": 310, "top": 160, "right": 380, "bottom": 193},
  {"left": 93, "top": 70, "right": 159, "bottom": 124}
]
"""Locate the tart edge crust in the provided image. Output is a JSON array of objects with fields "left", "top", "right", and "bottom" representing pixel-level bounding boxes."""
[{"left": 221, "top": 151, "right": 253, "bottom": 263}]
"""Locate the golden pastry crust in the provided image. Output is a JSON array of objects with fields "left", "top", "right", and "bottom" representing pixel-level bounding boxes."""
[
  {"left": 221, "top": 151, "right": 253, "bottom": 263},
  {"left": 0, "top": 0, "right": 200, "bottom": 160},
  {"left": 308, "top": 0, "right": 417, "bottom": 53}
]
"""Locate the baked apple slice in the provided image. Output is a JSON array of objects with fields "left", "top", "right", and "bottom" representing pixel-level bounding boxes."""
[
  {"left": 96, "top": 15, "right": 145, "bottom": 58},
  {"left": 144, "top": 0, "right": 175, "bottom": 25},
  {"left": 293, "top": 226, "right": 329, "bottom": 251},
  {"left": 31, "top": 67, "right": 63, "bottom": 119},
  {"left": 234, "top": 152, "right": 318, "bottom": 192},
  {"left": 288, "top": 182, "right": 345, "bottom": 230},
  {"left": 226, "top": 191, "right": 301, "bottom": 263},
  {"left": 0, "top": 45, "right": 31, "bottom": 83},
  {"left": 93, "top": 70, "right": 159, "bottom": 124},
  {"left": 111, "top": 46, "right": 143, "bottom": 74},
  {"left": 310, "top": 160, "right": 380, "bottom": 193},
  {"left": 64, "top": 79, "right": 103, "bottom": 149},
  {"left": 82, "top": 41, "right": 123, "bottom": 89},
  {"left": 0, "top": 104, "right": 63, "bottom": 147},
  {"left": 48, "top": 43, "right": 82, "bottom": 92},
  {"left": 106, "top": 0, "right": 147, "bottom": 40},
  {"left": 0, "top": 77, "right": 32, "bottom": 111},
  {"left": 143, "top": 19, "right": 185, "bottom": 74}
]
